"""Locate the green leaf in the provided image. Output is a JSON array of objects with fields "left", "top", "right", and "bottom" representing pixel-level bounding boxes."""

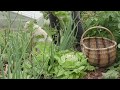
[
  {"left": 62, "top": 60, "right": 78, "bottom": 69},
  {"left": 102, "top": 70, "right": 119, "bottom": 79},
  {"left": 118, "top": 23, "right": 120, "bottom": 29},
  {"left": 57, "top": 68, "right": 65, "bottom": 77},
  {"left": 73, "top": 66, "right": 85, "bottom": 73}
]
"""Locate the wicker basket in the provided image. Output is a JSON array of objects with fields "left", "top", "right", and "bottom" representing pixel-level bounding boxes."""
[{"left": 80, "top": 26, "right": 117, "bottom": 67}]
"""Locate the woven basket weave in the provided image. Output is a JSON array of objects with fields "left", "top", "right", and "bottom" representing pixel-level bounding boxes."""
[{"left": 80, "top": 26, "right": 117, "bottom": 67}]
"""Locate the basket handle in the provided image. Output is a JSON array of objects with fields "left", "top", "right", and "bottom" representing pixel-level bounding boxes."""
[{"left": 81, "top": 26, "right": 115, "bottom": 41}]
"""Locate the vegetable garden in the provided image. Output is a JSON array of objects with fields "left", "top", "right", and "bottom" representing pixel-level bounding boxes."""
[{"left": 0, "top": 11, "right": 120, "bottom": 79}]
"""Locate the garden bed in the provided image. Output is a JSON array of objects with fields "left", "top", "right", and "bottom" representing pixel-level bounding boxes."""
[{"left": 0, "top": 11, "right": 120, "bottom": 79}]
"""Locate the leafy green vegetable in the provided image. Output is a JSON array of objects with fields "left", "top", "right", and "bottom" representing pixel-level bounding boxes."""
[
  {"left": 102, "top": 70, "right": 119, "bottom": 79},
  {"left": 48, "top": 50, "right": 95, "bottom": 79}
]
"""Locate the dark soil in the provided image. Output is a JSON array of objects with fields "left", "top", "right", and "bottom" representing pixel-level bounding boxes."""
[{"left": 84, "top": 68, "right": 106, "bottom": 79}]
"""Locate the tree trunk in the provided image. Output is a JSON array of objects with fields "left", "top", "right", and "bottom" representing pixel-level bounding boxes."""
[
  {"left": 71, "top": 11, "right": 84, "bottom": 51},
  {"left": 48, "top": 11, "right": 61, "bottom": 45},
  {"left": 47, "top": 11, "right": 84, "bottom": 51}
]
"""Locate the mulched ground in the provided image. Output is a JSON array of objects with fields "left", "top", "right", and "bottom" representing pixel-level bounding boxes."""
[{"left": 84, "top": 68, "right": 106, "bottom": 79}]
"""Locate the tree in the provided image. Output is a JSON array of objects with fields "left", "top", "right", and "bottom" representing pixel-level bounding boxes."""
[
  {"left": 48, "top": 11, "right": 61, "bottom": 45},
  {"left": 43, "top": 11, "right": 83, "bottom": 51},
  {"left": 71, "top": 11, "right": 83, "bottom": 51}
]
